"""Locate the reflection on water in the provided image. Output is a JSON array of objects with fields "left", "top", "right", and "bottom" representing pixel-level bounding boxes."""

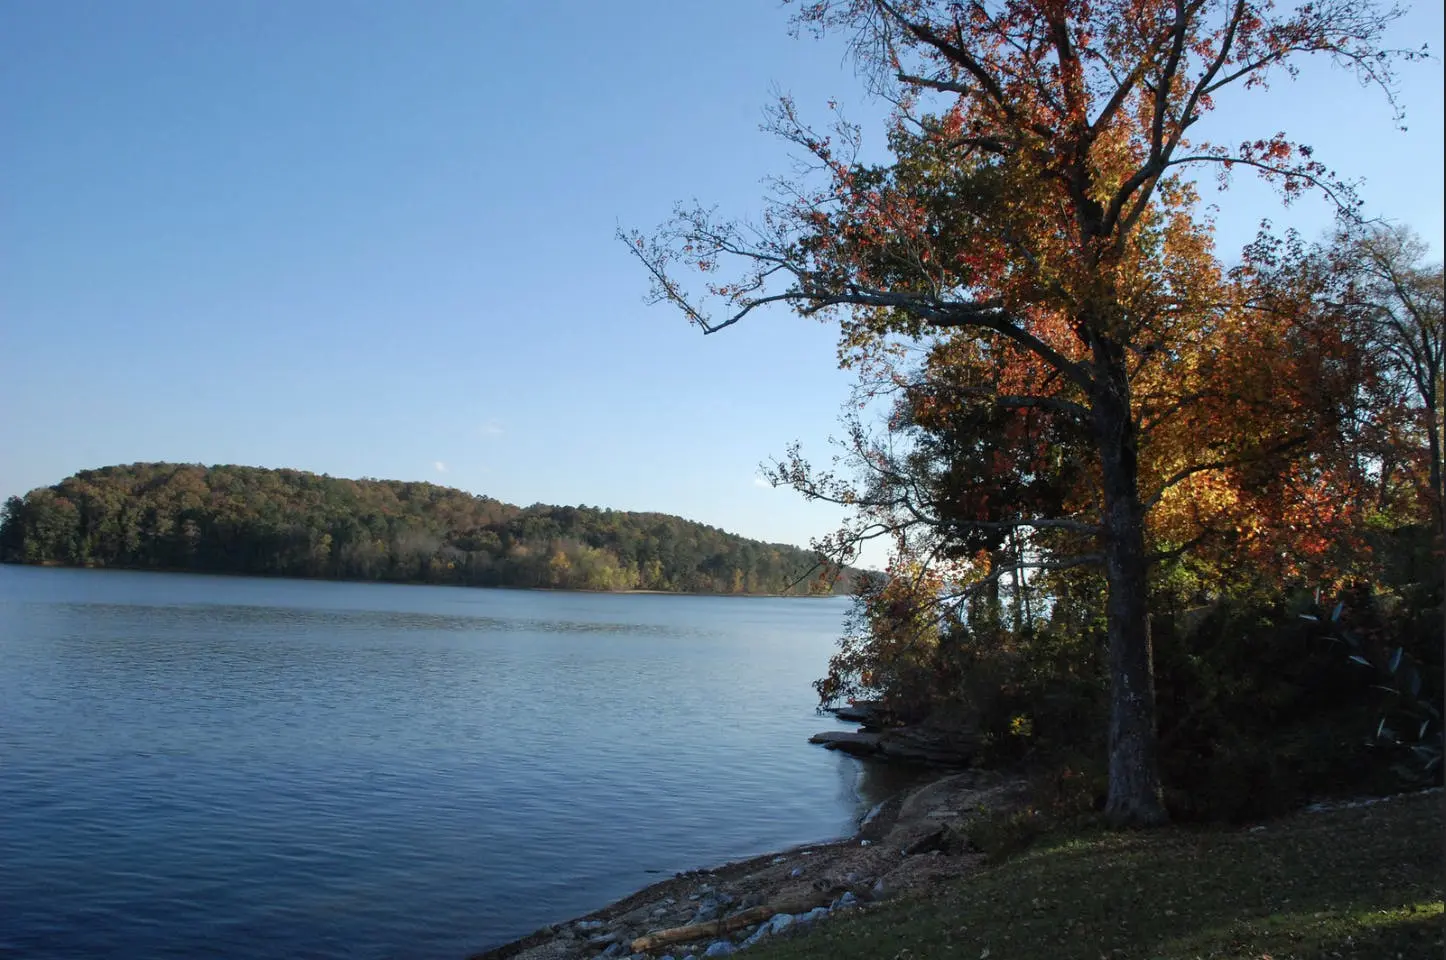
[{"left": 0, "top": 566, "right": 887, "bottom": 960}]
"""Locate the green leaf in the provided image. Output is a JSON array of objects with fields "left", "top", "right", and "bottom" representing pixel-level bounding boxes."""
[
  {"left": 1388, "top": 647, "right": 1403, "bottom": 674},
  {"left": 1348, "top": 654, "right": 1371, "bottom": 667}
]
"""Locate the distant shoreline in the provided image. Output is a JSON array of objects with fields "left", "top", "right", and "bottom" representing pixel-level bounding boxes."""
[
  {"left": 0, "top": 560, "right": 850, "bottom": 600},
  {"left": 3, "top": 463, "right": 866, "bottom": 597}
]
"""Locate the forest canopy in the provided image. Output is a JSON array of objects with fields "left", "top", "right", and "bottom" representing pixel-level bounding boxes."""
[{"left": 0, "top": 463, "right": 852, "bottom": 596}]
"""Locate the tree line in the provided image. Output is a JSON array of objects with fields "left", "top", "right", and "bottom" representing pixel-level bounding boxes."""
[{"left": 0, "top": 463, "right": 851, "bottom": 596}]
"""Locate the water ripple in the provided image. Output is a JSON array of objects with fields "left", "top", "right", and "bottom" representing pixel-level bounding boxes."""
[{"left": 0, "top": 567, "right": 878, "bottom": 960}]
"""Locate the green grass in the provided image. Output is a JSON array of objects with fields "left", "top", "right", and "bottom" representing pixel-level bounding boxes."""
[{"left": 753, "top": 792, "right": 1442, "bottom": 960}]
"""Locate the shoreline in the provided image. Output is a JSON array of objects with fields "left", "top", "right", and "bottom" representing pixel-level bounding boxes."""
[
  {"left": 0, "top": 561, "right": 848, "bottom": 600},
  {"left": 468, "top": 768, "right": 1025, "bottom": 960}
]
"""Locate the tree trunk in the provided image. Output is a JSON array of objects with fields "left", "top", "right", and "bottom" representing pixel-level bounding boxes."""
[
  {"left": 1424, "top": 400, "right": 1443, "bottom": 542},
  {"left": 1425, "top": 400, "right": 1446, "bottom": 647},
  {"left": 1092, "top": 348, "right": 1168, "bottom": 828}
]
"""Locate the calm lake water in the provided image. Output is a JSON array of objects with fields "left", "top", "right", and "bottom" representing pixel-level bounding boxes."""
[{"left": 0, "top": 566, "right": 899, "bottom": 959}]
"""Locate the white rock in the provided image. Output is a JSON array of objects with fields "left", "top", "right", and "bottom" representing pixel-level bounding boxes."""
[
  {"left": 769, "top": 913, "right": 795, "bottom": 935},
  {"left": 693, "top": 898, "right": 722, "bottom": 923},
  {"left": 703, "top": 940, "right": 736, "bottom": 957}
]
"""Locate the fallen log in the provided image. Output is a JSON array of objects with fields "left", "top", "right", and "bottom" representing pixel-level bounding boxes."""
[{"left": 629, "top": 890, "right": 838, "bottom": 953}]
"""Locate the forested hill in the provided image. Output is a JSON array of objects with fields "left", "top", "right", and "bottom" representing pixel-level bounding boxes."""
[{"left": 0, "top": 463, "right": 855, "bottom": 595}]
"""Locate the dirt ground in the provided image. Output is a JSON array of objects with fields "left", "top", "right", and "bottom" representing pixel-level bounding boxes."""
[{"left": 469, "top": 768, "right": 1028, "bottom": 960}]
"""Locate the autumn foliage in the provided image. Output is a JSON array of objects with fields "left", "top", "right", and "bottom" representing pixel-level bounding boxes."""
[{"left": 630, "top": 0, "right": 1435, "bottom": 823}]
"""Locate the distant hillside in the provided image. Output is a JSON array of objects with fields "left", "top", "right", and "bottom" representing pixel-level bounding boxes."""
[{"left": 0, "top": 463, "right": 857, "bottom": 595}]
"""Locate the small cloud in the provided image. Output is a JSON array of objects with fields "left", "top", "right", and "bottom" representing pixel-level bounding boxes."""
[
  {"left": 753, "top": 475, "right": 772, "bottom": 489},
  {"left": 480, "top": 421, "right": 504, "bottom": 437},
  {"left": 433, "top": 461, "right": 448, "bottom": 473}
]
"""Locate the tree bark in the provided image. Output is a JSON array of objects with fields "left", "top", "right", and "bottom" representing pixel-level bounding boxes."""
[
  {"left": 1426, "top": 400, "right": 1446, "bottom": 648},
  {"left": 1092, "top": 343, "right": 1169, "bottom": 827},
  {"left": 1424, "top": 400, "right": 1444, "bottom": 541}
]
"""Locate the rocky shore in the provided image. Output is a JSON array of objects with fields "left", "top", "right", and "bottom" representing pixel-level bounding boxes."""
[
  {"left": 468, "top": 769, "right": 1025, "bottom": 960},
  {"left": 808, "top": 702, "right": 979, "bottom": 767}
]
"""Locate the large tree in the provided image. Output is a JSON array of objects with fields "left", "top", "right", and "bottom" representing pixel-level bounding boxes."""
[
  {"left": 628, "top": 0, "right": 1417, "bottom": 824},
  {"left": 1341, "top": 225, "right": 1444, "bottom": 538}
]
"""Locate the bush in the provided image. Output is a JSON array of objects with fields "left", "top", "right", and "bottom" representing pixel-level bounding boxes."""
[
  {"left": 821, "top": 524, "right": 1441, "bottom": 824},
  {"left": 1151, "top": 569, "right": 1442, "bottom": 820}
]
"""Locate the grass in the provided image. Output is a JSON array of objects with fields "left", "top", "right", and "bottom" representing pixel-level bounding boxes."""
[{"left": 751, "top": 791, "right": 1442, "bottom": 960}]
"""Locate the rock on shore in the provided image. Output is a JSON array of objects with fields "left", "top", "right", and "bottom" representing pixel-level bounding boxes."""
[
  {"left": 467, "top": 770, "right": 1026, "bottom": 960},
  {"left": 809, "top": 724, "right": 977, "bottom": 766}
]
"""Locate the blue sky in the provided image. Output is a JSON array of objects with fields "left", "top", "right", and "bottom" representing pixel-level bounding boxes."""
[{"left": 2, "top": 1, "right": 1442, "bottom": 560}]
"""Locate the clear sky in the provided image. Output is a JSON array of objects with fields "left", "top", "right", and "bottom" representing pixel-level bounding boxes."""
[{"left": 2, "top": 1, "right": 1442, "bottom": 561}]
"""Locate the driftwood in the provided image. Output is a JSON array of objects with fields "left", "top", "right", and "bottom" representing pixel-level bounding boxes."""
[{"left": 629, "top": 890, "right": 838, "bottom": 953}]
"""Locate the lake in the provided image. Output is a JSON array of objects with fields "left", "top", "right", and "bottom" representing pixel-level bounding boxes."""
[{"left": 0, "top": 566, "right": 900, "bottom": 959}]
